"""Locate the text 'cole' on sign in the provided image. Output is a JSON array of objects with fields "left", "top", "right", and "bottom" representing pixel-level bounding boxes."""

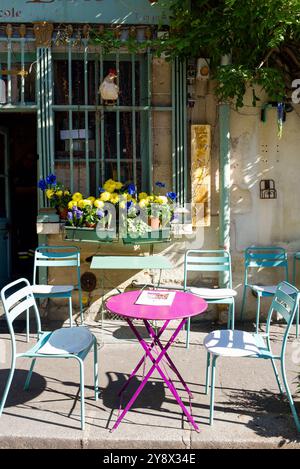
[{"left": 0, "top": 0, "right": 167, "bottom": 24}]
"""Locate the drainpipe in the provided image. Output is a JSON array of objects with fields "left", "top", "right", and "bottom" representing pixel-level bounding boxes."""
[{"left": 219, "top": 54, "right": 231, "bottom": 287}]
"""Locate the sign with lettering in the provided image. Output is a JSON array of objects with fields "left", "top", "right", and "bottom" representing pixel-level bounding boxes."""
[{"left": 0, "top": 0, "right": 168, "bottom": 24}]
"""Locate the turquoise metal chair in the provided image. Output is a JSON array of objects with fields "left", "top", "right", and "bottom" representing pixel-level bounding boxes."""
[
  {"left": 240, "top": 246, "right": 294, "bottom": 334},
  {"left": 184, "top": 250, "right": 236, "bottom": 348},
  {"left": 0, "top": 278, "right": 98, "bottom": 430},
  {"left": 26, "top": 246, "right": 84, "bottom": 341},
  {"left": 204, "top": 281, "right": 300, "bottom": 431}
]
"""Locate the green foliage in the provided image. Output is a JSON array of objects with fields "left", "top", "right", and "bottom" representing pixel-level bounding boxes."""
[{"left": 160, "top": 0, "right": 300, "bottom": 107}]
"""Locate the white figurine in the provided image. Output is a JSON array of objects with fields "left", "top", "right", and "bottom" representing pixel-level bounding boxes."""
[{"left": 99, "top": 68, "right": 119, "bottom": 105}]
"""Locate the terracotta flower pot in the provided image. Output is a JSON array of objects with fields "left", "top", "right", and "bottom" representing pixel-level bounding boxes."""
[
  {"left": 150, "top": 216, "right": 160, "bottom": 230},
  {"left": 57, "top": 207, "right": 68, "bottom": 220}
]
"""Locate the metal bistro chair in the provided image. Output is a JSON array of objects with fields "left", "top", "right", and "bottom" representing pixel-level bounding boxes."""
[
  {"left": 0, "top": 278, "right": 98, "bottom": 430},
  {"left": 240, "top": 246, "right": 296, "bottom": 335},
  {"left": 204, "top": 281, "right": 300, "bottom": 432},
  {"left": 184, "top": 250, "right": 237, "bottom": 348},
  {"left": 26, "top": 246, "right": 84, "bottom": 341}
]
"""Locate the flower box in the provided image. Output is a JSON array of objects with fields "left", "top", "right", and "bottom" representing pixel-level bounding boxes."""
[
  {"left": 122, "top": 228, "right": 171, "bottom": 245},
  {"left": 64, "top": 226, "right": 116, "bottom": 243}
]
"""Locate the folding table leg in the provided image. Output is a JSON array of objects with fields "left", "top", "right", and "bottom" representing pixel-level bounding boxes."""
[{"left": 112, "top": 318, "right": 200, "bottom": 432}]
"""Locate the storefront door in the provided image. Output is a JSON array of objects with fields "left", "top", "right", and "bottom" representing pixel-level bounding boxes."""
[{"left": 0, "top": 126, "right": 10, "bottom": 288}]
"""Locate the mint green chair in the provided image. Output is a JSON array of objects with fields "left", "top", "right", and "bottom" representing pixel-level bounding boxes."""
[
  {"left": 204, "top": 281, "right": 300, "bottom": 432},
  {"left": 26, "top": 246, "right": 84, "bottom": 341},
  {"left": 240, "top": 246, "right": 294, "bottom": 334},
  {"left": 0, "top": 278, "right": 98, "bottom": 430},
  {"left": 184, "top": 250, "right": 237, "bottom": 348}
]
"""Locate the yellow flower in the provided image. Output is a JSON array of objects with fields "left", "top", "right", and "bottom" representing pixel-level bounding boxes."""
[
  {"left": 138, "top": 192, "right": 148, "bottom": 200},
  {"left": 156, "top": 196, "right": 168, "bottom": 205},
  {"left": 68, "top": 200, "right": 77, "bottom": 209},
  {"left": 55, "top": 190, "right": 63, "bottom": 197},
  {"left": 87, "top": 196, "right": 96, "bottom": 203},
  {"left": 64, "top": 190, "right": 70, "bottom": 196},
  {"left": 46, "top": 189, "right": 54, "bottom": 199},
  {"left": 94, "top": 199, "right": 104, "bottom": 209},
  {"left": 103, "top": 179, "right": 116, "bottom": 193},
  {"left": 110, "top": 193, "right": 119, "bottom": 205},
  {"left": 78, "top": 199, "right": 92, "bottom": 209},
  {"left": 72, "top": 192, "right": 83, "bottom": 202},
  {"left": 115, "top": 181, "right": 123, "bottom": 190},
  {"left": 100, "top": 191, "right": 111, "bottom": 202},
  {"left": 139, "top": 198, "right": 150, "bottom": 209}
]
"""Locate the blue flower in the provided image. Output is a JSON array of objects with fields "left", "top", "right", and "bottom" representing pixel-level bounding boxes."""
[
  {"left": 67, "top": 211, "right": 73, "bottom": 221},
  {"left": 46, "top": 173, "right": 56, "bottom": 185},
  {"left": 38, "top": 179, "right": 47, "bottom": 191},
  {"left": 166, "top": 191, "right": 177, "bottom": 201},
  {"left": 126, "top": 201, "right": 133, "bottom": 210},
  {"left": 155, "top": 181, "right": 166, "bottom": 188},
  {"left": 127, "top": 183, "right": 136, "bottom": 196},
  {"left": 98, "top": 186, "right": 105, "bottom": 194}
]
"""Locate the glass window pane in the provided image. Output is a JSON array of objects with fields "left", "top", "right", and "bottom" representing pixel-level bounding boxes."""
[
  {"left": 104, "top": 112, "right": 116, "bottom": 159},
  {"left": 53, "top": 60, "right": 69, "bottom": 104},
  {"left": 0, "top": 133, "right": 5, "bottom": 174},
  {"left": 120, "top": 112, "right": 132, "bottom": 160}
]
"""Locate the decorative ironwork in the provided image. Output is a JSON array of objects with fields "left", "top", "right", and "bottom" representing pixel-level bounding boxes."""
[{"left": 33, "top": 22, "right": 54, "bottom": 47}]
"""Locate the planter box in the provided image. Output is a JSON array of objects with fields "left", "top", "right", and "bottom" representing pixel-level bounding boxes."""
[
  {"left": 64, "top": 226, "right": 116, "bottom": 243},
  {"left": 122, "top": 228, "right": 171, "bottom": 245}
]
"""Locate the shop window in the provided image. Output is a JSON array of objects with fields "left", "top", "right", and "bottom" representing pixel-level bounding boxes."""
[{"left": 53, "top": 54, "right": 148, "bottom": 195}]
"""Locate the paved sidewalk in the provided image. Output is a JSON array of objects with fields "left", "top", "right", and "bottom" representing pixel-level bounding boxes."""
[{"left": 0, "top": 319, "right": 300, "bottom": 449}]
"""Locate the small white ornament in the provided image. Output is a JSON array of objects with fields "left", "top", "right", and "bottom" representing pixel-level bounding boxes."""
[{"left": 99, "top": 68, "right": 119, "bottom": 105}]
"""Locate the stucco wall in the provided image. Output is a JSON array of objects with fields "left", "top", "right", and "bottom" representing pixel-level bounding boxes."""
[{"left": 230, "top": 88, "right": 300, "bottom": 318}]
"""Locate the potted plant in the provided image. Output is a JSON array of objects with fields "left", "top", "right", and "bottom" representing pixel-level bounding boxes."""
[{"left": 38, "top": 173, "right": 72, "bottom": 220}]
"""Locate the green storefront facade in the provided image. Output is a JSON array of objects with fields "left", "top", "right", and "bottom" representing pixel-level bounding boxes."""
[{"left": 0, "top": 1, "right": 189, "bottom": 287}]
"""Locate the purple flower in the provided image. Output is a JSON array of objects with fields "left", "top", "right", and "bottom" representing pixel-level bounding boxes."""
[
  {"left": 75, "top": 209, "right": 83, "bottom": 220},
  {"left": 127, "top": 183, "right": 136, "bottom": 196},
  {"left": 96, "top": 209, "right": 104, "bottom": 219},
  {"left": 67, "top": 211, "right": 73, "bottom": 221},
  {"left": 38, "top": 179, "right": 47, "bottom": 191},
  {"left": 166, "top": 191, "right": 177, "bottom": 201},
  {"left": 155, "top": 181, "right": 166, "bottom": 188},
  {"left": 46, "top": 173, "right": 56, "bottom": 185}
]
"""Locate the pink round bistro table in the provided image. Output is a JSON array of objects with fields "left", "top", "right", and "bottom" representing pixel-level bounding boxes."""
[{"left": 106, "top": 290, "right": 208, "bottom": 432}]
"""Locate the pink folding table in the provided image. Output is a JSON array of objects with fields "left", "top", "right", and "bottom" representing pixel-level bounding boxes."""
[{"left": 106, "top": 290, "right": 207, "bottom": 432}]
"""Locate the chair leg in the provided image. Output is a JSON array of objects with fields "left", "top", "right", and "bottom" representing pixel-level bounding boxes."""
[
  {"left": 281, "top": 360, "right": 300, "bottom": 432},
  {"left": 24, "top": 359, "right": 36, "bottom": 391},
  {"left": 231, "top": 301, "right": 235, "bottom": 330},
  {"left": 296, "top": 304, "right": 299, "bottom": 339},
  {"left": 77, "top": 358, "right": 85, "bottom": 430},
  {"left": 186, "top": 317, "right": 191, "bottom": 349},
  {"left": 26, "top": 308, "right": 30, "bottom": 342},
  {"left": 78, "top": 287, "right": 84, "bottom": 325},
  {"left": 293, "top": 256, "right": 297, "bottom": 286},
  {"left": 205, "top": 352, "right": 210, "bottom": 395},
  {"left": 227, "top": 302, "right": 235, "bottom": 330},
  {"left": 0, "top": 358, "right": 16, "bottom": 416},
  {"left": 240, "top": 287, "right": 247, "bottom": 321},
  {"left": 94, "top": 338, "right": 99, "bottom": 401},
  {"left": 209, "top": 355, "right": 217, "bottom": 425},
  {"left": 270, "top": 358, "right": 284, "bottom": 395},
  {"left": 68, "top": 297, "right": 73, "bottom": 327},
  {"left": 255, "top": 294, "right": 261, "bottom": 334}
]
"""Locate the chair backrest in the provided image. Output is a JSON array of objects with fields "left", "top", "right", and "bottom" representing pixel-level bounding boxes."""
[
  {"left": 184, "top": 249, "right": 232, "bottom": 289},
  {"left": 33, "top": 245, "right": 80, "bottom": 285},
  {"left": 244, "top": 246, "right": 288, "bottom": 285},
  {"left": 1, "top": 278, "right": 42, "bottom": 345},
  {"left": 266, "top": 281, "right": 299, "bottom": 358}
]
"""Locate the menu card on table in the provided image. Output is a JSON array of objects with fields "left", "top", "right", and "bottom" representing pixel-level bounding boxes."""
[{"left": 135, "top": 290, "right": 176, "bottom": 306}]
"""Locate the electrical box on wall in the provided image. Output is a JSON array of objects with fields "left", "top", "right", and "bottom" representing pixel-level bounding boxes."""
[{"left": 197, "top": 58, "right": 210, "bottom": 80}]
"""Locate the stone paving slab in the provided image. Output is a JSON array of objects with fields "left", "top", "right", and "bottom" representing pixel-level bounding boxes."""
[{"left": 0, "top": 321, "right": 300, "bottom": 449}]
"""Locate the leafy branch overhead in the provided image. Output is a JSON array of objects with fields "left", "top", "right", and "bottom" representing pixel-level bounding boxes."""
[{"left": 159, "top": 0, "right": 300, "bottom": 107}]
